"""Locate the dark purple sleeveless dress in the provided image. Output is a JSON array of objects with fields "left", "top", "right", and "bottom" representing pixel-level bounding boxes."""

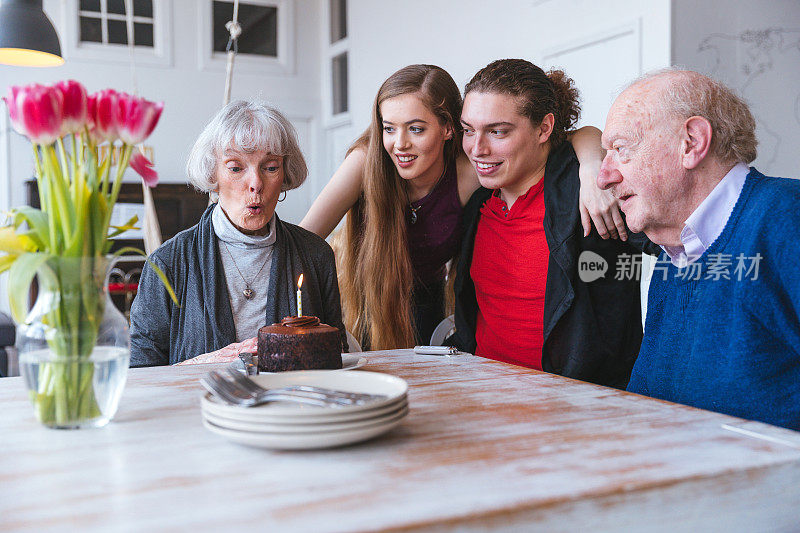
[{"left": 406, "top": 163, "right": 463, "bottom": 344}]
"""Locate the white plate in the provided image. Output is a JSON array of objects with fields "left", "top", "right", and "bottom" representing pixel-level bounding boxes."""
[
  {"left": 341, "top": 353, "right": 367, "bottom": 370},
  {"left": 203, "top": 403, "right": 409, "bottom": 434},
  {"left": 202, "top": 411, "right": 406, "bottom": 450},
  {"left": 229, "top": 353, "right": 367, "bottom": 374},
  {"left": 202, "top": 393, "right": 407, "bottom": 424},
  {"left": 201, "top": 370, "right": 408, "bottom": 419}
]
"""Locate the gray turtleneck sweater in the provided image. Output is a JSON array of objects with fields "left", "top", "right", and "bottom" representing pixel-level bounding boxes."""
[
  {"left": 212, "top": 204, "right": 275, "bottom": 342},
  {"left": 130, "top": 203, "right": 346, "bottom": 366}
]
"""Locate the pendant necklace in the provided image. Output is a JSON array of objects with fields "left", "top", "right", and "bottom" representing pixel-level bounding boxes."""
[
  {"left": 408, "top": 200, "right": 421, "bottom": 225},
  {"left": 221, "top": 241, "right": 268, "bottom": 300},
  {"left": 404, "top": 164, "right": 447, "bottom": 225},
  {"left": 404, "top": 182, "right": 422, "bottom": 225}
]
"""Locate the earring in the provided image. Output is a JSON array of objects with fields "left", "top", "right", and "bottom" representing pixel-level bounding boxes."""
[{"left": 278, "top": 190, "right": 287, "bottom": 202}]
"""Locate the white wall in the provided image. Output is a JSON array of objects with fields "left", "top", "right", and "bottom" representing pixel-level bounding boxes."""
[
  {"left": 337, "top": 0, "right": 672, "bottom": 154},
  {"left": 331, "top": 0, "right": 672, "bottom": 317},
  {"left": 672, "top": 0, "right": 800, "bottom": 179}
]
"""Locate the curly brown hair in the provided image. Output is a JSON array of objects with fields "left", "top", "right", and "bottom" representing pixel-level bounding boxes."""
[{"left": 464, "top": 58, "right": 581, "bottom": 148}]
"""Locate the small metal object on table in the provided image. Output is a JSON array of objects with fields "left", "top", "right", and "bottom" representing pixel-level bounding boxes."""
[
  {"left": 237, "top": 352, "right": 259, "bottom": 375},
  {"left": 413, "top": 345, "right": 458, "bottom": 356}
]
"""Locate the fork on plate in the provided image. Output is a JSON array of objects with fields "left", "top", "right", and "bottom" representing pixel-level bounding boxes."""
[
  {"left": 201, "top": 370, "right": 385, "bottom": 408},
  {"left": 225, "top": 368, "right": 387, "bottom": 405},
  {"left": 201, "top": 371, "right": 345, "bottom": 408}
]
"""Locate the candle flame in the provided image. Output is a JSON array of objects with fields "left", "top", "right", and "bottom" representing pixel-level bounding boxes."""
[{"left": 298, "top": 273, "right": 304, "bottom": 289}]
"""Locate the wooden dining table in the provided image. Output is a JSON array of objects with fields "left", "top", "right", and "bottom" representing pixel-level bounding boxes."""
[{"left": 2, "top": 349, "right": 799, "bottom": 532}]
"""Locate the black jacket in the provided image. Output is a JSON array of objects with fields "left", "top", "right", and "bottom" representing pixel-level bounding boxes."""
[
  {"left": 130, "top": 204, "right": 346, "bottom": 366},
  {"left": 451, "top": 143, "right": 659, "bottom": 388}
]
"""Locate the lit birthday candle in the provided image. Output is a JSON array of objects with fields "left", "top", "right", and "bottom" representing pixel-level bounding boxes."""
[{"left": 296, "top": 274, "right": 304, "bottom": 317}]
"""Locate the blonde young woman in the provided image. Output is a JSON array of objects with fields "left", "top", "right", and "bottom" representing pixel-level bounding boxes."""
[{"left": 300, "top": 64, "right": 624, "bottom": 350}]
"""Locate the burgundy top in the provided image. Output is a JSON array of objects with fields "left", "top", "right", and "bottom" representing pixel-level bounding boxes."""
[{"left": 407, "top": 163, "right": 463, "bottom": 286}]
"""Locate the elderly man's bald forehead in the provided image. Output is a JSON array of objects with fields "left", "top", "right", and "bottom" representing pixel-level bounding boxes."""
[
  {"left": 621, "top": 77, "right": 668, "bottom": 111},
  {"left": 612, "top": 77, "right": 676, "bottom": 134},
  {"left": 604, "top": 86, "right": 656, "bottom": 143},
  {"left": 622, "top": 70, "right": 708, "bottom": 121}
]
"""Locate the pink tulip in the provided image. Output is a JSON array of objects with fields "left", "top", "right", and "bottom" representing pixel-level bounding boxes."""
[
  {"left": 130, "top": 151, "right": 158, "bottom": 187},
  {"left": 116, "top": 92, "right": 163, "bottom": 145},
  {"left": 3, "top": 83, "right": 63, "bottom": 145},
  {"left": 55, "top": 80, "right": 88, "bottom": 136},
  {"left": 85, "top": 95, "right": 99, "bottom": 143},
  {"left": 3, "top": 86, "right": 24, "bottom": 134},
  {"left": 88, "top": 89, "right": 120, "bottom": 143}
]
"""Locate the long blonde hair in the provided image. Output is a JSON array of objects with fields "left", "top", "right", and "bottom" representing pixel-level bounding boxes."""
[{"left": 338, "top": 65, "right": 463, "bottom": 350}]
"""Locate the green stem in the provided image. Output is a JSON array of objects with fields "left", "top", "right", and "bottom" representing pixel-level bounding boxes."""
[
  {"left": 22, "top": 137, "right": 121, "bottom": 427},
  {"left": 83, "top": 129, "right": 99, "bottom": 191},
  {"left": 56, "top": 137, "right": 69, "bottom": 189},
  {"left": 31, "top": 144, "right": 43, "bottom": 181},
  {"left": 100, "top": 146, "right": 114, "bottom": 196},
  {"left": 109, "top": 145, "right": 132, "bottom": 208},
  {"left": 101, "top": 145, "right": 133, "bottom": 244},
  {"left": 68, "top": 135, "right": 79, "bottom": 202},
  {"left": 32, "top": 257, "right": 106, "bottom": 426},
  {"left": 33, "top": 145, "right": 57, "bottom": 251},
  {"left": 43, "top": 146, "right": 73, "bottom": 252}
]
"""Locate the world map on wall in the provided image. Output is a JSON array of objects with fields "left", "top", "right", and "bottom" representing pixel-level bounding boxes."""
[{"left": 697, "top": 27, "right": 800, "bottom": 175}]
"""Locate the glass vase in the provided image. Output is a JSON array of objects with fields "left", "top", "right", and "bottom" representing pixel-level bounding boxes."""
[{"left": 16, "top": 256, "right": 130, "bottom": 429}]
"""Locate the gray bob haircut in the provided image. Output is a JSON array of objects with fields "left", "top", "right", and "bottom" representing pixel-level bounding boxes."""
[{"left": 186, "top": 100, "right": 308, "bottom": 196}]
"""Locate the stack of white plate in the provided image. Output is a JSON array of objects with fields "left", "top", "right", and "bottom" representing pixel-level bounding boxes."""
[{"left": 201, "top": 370, "right": 409, "bottom": 450}]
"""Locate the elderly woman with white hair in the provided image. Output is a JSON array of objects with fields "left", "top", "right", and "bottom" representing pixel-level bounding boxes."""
[{"left": 130, "top": 100, "right": 346, "bottom": 366}]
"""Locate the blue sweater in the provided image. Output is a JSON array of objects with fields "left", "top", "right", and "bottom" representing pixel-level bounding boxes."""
[{"left": 627, "top": 169, "right": 800, "bottom": 430}]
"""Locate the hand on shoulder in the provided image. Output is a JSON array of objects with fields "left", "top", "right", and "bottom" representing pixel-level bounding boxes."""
[
  {"left": 578, "top": 167, "right": 627, "bottom": 241},
  {"left": 569, "top": 126, "right": 628, "bottom": 241}
]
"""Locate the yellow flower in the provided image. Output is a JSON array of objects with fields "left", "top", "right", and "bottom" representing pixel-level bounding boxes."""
[{"left": 0, "top": 226, "right": 36, "bottom": 254}]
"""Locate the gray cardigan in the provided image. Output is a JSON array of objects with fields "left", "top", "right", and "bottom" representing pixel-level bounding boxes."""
[{"left": 130, "top": 204, "right": 346, "bottom": 367}]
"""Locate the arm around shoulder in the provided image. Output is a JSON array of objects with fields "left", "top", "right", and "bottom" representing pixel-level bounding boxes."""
[{"left": 300, "top": 148, "right": 366, "bottom": 239}]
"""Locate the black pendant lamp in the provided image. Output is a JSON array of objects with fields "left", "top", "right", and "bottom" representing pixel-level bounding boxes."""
[{"left": 0, "top": 0, "right": 64, "bottom": 67}]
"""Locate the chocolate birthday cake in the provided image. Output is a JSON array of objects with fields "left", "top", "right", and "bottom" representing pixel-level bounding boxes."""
[{"left": 257, "top": 316, "right": 342, "bottom": 372}]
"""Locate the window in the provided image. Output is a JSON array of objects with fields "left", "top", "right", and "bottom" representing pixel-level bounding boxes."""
[
  {"left": 324, "top": 0, "right": 349, "bottom": 123},
  {"left": 65, "top": 0, "right": 172, "bottom": 66},
  {"left": 198, "top": 0, "right": 293, "bottom": 74},
  {"left": 329, "top": 0, "right": 346, "bottom": 44},
  {"left": 331, "top": 52, "right": 348, "bottom": 115},
  {"left": 212, "top": 1, "right": 277, "bottom": 57},
  {"left": 78, "top": 0, "right": 155, "bottom": 47}
]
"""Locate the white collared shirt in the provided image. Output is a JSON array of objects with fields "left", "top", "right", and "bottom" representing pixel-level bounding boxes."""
[{"left": 662, "top": 163, "right": 749, "bottom": 267}]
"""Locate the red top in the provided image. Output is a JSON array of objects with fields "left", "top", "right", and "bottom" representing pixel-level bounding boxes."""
[{"left": 470, "top": 179, "right": 549, "bottom": 369}]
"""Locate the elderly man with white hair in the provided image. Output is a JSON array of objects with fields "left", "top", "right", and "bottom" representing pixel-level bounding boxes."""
[{"left": 598, "top": 69, "right": 800, "bottom": 430}]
